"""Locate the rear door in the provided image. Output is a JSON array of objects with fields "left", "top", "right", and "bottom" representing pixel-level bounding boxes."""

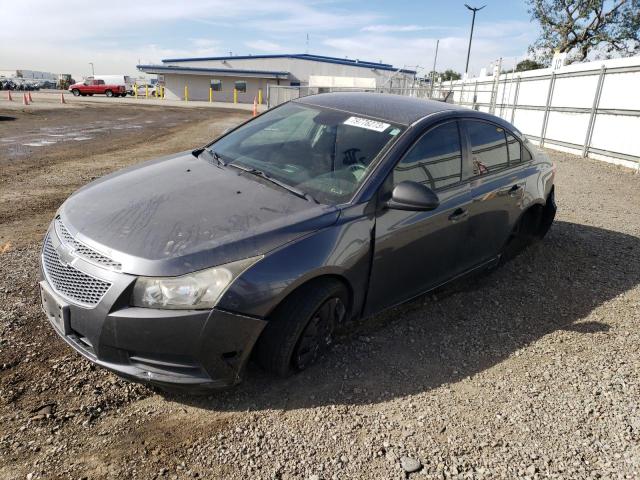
[
  {"left": 461, "top": 119, "right": 530, "bottom": 265},
  {"left": 366, "top": 120, "right": 473, "bottom": 314}
]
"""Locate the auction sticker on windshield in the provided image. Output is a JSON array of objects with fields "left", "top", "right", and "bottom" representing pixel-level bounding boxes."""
[{"left": 344, "top": 116, "right": 390, "bottom": 132}]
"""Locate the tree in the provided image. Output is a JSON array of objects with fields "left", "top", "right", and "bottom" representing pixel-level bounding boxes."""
[
  {"left": 440, "top": 69, "right": 462, "bottom": 81},
  {"left": 515, "top": 59, "right": 546, "bottom": 71},
  {"left": 527, "top": 0, "right": 640, "bottom": 63}
]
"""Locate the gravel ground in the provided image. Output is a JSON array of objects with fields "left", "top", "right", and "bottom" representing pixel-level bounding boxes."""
[{"left": 0, "top": 104, "right": 639, "bottom": 479}]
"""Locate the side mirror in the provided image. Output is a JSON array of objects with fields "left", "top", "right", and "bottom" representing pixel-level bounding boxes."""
[{"left": 386, "top": 181, "right": 440, "bottom": 211}]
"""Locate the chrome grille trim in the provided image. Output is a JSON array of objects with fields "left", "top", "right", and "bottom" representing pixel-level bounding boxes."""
[
  {"left": 42, "top": 235, "right": 112, "bottom": 307},
  {"left": 54, "top": 217, "right": 122, "bottom": 271}
]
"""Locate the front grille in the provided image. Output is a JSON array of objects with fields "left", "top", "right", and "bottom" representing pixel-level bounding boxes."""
[
  {"left": 42, "top": 235, "right": 112, "bottom": 307},
  {"left": 55, "top": 217, "right": 122, "bottom": 271}
]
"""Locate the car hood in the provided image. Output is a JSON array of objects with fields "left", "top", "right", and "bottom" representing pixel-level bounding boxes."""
[{"left": 58, "top": 151, "right": 339, "bottom": 276}]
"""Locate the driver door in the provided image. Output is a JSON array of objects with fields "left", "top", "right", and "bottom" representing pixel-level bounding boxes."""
[{"left": 365, "top": 121, "right": 473, "bottom": 315}]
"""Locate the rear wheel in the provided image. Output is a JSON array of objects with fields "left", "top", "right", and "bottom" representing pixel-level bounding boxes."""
[
  {"left": 105, "top": 90, "right": 113, "bottom": 97},
  {"left": 502, "top": 189, "right": 556, "bottom": 261},
  {"left": 254, "top": 279, "right": 348, "bottom": 377}
]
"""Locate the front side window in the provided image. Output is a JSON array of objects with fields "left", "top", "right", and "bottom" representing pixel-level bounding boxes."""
[
  {"left": 207, "top": 103, "right": 405, "bottom": 204},
  {"left": 394, "top": 122, "right": 462, "bottom": 190},
  {"left": 464, "top": 120, "right": 509, "bottom": 175},
  {"left": 234, "top": 81, "right": 246, "bottom": 93}
]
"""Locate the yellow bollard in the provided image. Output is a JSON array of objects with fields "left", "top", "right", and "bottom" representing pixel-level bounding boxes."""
[
  {"left": 258, "top": 88, "right": 262, "bottom": 105},
  {"left": 145, "top": 85, "right": 149, "bottom": 99},
  {"left": 209, "top": 87, "right": 213, "bottom": 103},
  {"left": 233, "top": 88, "right": 238, "bottom": 104},
  {"left": 184, "top": 85, "right": 188, "bottom": 102},
  {"left": 134, "top": 84, "right": 138, "bottom": 99}
]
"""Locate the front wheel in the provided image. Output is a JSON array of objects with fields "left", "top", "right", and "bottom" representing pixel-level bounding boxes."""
[
  {"left": 71, "top": 89, "right": 80, "bottom": 96},
  {"left": 105, "top": 90, "right": 113, "bottom": 97},
  {"left": 254, "top": 279, "right": 348, "bottom": 377}
]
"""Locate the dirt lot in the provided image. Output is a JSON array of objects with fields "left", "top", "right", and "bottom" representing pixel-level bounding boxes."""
[{"left": 0, "top": 103, "right": 639, "bottom": 480}]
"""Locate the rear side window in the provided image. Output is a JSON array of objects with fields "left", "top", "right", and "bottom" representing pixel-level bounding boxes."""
[
  {"left": 464, "top": 120, "right": 509, "bottom": 175},
  {"left": 394, "top": 122, "right": 463, "bottom": 190}
]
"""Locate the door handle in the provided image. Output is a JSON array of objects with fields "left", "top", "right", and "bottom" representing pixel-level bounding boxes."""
[{"left": 448, "top": 208, "right": 468, "bottom": 222}]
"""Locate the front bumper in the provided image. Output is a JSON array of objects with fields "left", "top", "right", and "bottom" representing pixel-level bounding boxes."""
[{"left": 39, "top": 229, "right": 266, "bottom": 390}]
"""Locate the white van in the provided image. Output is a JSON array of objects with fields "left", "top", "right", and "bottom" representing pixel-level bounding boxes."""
[{"left": 92, "top": 75, "right": 134, "bottom": 95}]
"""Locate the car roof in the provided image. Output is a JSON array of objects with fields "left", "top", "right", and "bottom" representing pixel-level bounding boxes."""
[{"left": 295, "top": 92, "right": 469, "bottom": 126}]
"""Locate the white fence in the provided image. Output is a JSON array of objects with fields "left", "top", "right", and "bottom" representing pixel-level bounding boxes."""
[{"left": 431, "top": 56, "right": 640, "bottom": 169}]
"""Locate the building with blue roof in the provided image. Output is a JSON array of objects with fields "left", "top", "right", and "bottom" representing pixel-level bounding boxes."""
[{"left": 137, "top": 53, "right": 416, "bottom": 104}]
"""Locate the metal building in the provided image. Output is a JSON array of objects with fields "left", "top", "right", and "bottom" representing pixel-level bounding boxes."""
[{"left": 137, "top": 54, "right": 416, "bottom": 104}]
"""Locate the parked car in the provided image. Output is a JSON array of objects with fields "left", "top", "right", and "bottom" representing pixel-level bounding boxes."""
[
  {"left": 133, "top": 83, "right": 157, "bottom": 97},
  {"left": 68, "top": 79, "right": 127, "bottom": 97},
  {"left": 92, "top": 75, "right": 134, "bottom": 95},
  {"left": 39, "top": 93, "right": 556, "bottom": 391}
]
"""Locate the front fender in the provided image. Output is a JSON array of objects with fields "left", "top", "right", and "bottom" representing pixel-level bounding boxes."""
[{"left": 217, "top": 203, "right": 375, "bottom": 319}]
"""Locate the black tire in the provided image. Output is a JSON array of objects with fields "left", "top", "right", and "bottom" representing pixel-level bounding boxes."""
[
  {"left": 71, "top": 89, "right": 80, "bottom": 96},
  {"left": 105, "top": 90, "right": 113, "bottom": 97},
  {"left": 254, "top": 279, "right": 348, "bottom": 377},
  {"left": 501, "top": 190, "right": 555, "bottom": 262},
  {"left": 88, "top": 93, "right": 93, "bottom": 96}
]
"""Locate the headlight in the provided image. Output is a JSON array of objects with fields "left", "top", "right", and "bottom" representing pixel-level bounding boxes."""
[{"left": 131, "top": 256, "right": 262, "bottom": 310}]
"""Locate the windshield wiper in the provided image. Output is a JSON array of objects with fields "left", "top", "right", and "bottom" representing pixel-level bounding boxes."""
[
  {"left": 228, "top": 162, "right": 317, "bottom": 203},
  {"left": 193, "top": 147, "right": 227, "bottom": 167},
  {"left": 210, "top": 150, "right": 227, "bottom": 166}
]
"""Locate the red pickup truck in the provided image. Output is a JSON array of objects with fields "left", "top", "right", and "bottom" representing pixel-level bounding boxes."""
[{"left": 68, "top": 79, "right": 126, "bottom": 97}]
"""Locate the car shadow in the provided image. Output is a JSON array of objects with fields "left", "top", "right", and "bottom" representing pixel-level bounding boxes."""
[{"left": 169, "top": 220, "right": 639, "bottom": 410}]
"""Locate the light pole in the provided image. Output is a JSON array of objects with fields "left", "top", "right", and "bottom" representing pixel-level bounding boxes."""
[
  {"left": 89, "top": 62, "right": 95, "bottom": 77},
  {"left": 430, "top": 39, "right": 439, "bottom": 98},
  {"left": 464, "top": 4, "right": 485, "bottom": 75}
]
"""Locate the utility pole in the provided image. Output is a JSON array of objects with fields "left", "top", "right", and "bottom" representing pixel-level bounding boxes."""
[
  {"left": 89, "top": 62, "right": 95, "bottom": 77},
  {"left": 464, "top": 4, "right": 486, "bottom": 75},
  {"left": 306, "top": 33, "right": 309, "bottom": 54},
  {"left": 430, "top": 39, "right": 439, "bottom": 98}
]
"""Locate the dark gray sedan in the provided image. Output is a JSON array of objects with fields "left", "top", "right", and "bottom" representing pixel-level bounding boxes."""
[{"left": 39, "top": 93, "right": 556, "bottom": 390}]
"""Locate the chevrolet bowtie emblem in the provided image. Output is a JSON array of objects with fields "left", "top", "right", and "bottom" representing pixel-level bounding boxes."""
[{"left": 57, "top": 244, "right": 76, "bottom": 267}]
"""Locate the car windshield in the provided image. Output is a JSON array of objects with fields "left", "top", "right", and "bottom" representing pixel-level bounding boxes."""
[{"left": 206, "top": 102, "right": 405, "bottom": 204}]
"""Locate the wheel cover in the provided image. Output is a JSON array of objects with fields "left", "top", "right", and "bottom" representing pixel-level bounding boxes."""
[{"left": 293, "top": 297, "right": 346, "bottom": 370}]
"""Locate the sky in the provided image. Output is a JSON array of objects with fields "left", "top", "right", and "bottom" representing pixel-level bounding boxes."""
[{"left": 0, "top": 0, "right": 539, "bottom": 80}]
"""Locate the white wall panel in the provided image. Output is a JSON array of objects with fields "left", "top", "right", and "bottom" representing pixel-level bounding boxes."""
[
  {"left": 545, "top": 111, "right": 590, "bottom": 145},
  {"left": 512, "top": 109, "right": 545, "bottom": 137},
  {"left": 516, "top": 79, "right": 551, "bottom": 106},
  {"left": 551, "top": 75, "right": 598, "bottom": 109},
  {"left": 590, "top": 114, "right": 640, "bottom": 157},
  {"left": 598, "top": 71, "right": 640, "bottom": 110}
]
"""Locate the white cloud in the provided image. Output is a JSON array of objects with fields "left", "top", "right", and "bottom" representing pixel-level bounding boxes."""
[
  {"left": 361, "top": 24, "right": 444, "bottom": 33},
  {"left": 245, "top": 40, "right": 282, "bottom": 52},
  {"left": 323, "top": 24, "right": 536, "bottom": 76}
]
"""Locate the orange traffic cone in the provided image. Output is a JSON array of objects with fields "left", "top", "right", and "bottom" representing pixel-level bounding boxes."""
[
  {"left": 28, "top": 91, "right": 33, "bottom": 103},
  {"left": 60, "top": 92, "right": 66, "bottom": 104},
  {"left": 22, "top": 93, "right": 29, "bottom": 105},
  {"left": 6, "top": 90, "right": 12, "bottom": 101},
  {"left": 252, "top": 96, "right": 258, "bottom": 117}
]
